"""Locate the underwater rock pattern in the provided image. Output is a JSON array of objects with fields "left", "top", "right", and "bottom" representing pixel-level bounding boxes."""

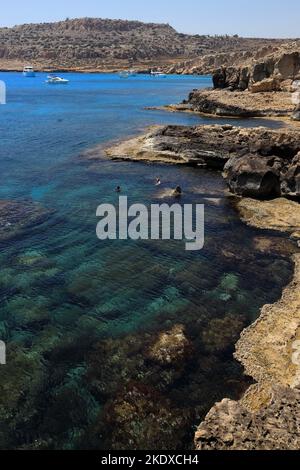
[
  {"left": 0, "top": 200, "right": 52, "bottom": 242},
  {"left": 147, "top": 324, "right": 190, "bottom": 366},
  {"left": 102, "top": 383, "right": 192, "bottom": 450}
]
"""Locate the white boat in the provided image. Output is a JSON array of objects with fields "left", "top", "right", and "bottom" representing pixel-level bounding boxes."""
[
  {"left": 119, "top": 69, "right": 137, "bottom": 78},
  {"left": 119, "top": 71, "right": 130, "bottom": 79},
  {"left": 150, "top": 70, "right": 166, "bottom": 78},
  {"left": 23, "top": 66, "right": 35, "bottom": 77},
  {"left": 46, "top": 75, "right": 69, "bottom": 85}
]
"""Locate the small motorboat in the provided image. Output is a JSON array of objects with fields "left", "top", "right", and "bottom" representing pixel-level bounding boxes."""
[
  {"left": 150, "top": 70, "right": 166, "bottom": 78},
  {"left": 119, "top": 69, "right": 137, "bottom": 78},
  {"left": 46, "top": 75, "right": 69, "bottom": 85},
  {"left": 119, "top": 71, "right": 130, "bottom": 79},
  {"left": 23, "top": 66, "right": 35, "bottom": 77}
]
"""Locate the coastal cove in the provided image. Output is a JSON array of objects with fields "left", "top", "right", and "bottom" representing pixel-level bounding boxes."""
[{"left": 0, "top": 73, "right": 296, "bottom": 450}]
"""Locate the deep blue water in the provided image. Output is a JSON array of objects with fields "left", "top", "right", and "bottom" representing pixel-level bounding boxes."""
[{"left": 0, "top": 73, "right": 293, "bottom": 450}]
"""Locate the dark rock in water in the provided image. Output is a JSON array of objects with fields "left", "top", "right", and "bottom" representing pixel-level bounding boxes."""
[
  {"left": 147, "top": 325, "right": 190, "bottom": 366},
  {"left": 195, "top": 386, "right": 300, "bottom": 450},
  {"left": 102, "top": 382, "right": 191, "bottom": 450},
  {"left": 0, "top": 200, "right": 52, "bottom": 242},
  {"left": 224, "top": 154, "right": 282, "bottom": 198}
]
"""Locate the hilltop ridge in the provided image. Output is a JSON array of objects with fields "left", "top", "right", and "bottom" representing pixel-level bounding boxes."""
[{"left": 0, "top": 17, "right": 292, "bottom": 72}]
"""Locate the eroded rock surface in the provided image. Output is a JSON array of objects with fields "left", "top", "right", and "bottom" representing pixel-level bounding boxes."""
[
  {"left": 236, "top": 198, "right": 300, "bottom": 240},
  {"left": 195, "top": 386, "right": 300, "bottom": 450},
  {"left": 186, "top": 89, "right": 293, "bottom": 117},
  {"left": 104, "top": 124, "right": 300, "bottom": 198}
]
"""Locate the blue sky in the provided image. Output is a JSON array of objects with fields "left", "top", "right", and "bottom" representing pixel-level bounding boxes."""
[{"left": 1, "top": 0, "right": 299, "bottom": 38}]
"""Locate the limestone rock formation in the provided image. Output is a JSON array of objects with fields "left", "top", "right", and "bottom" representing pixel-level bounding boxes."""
[
  {"left": 211, "top": 46, "right": 300, "bottom": 92},
  {"left": 249, "top": 77, "right": 281, "bottom": 93},
  {"left": 186, "top": 88, "right": 293, "bottom": 117},
  {"left": 235, "top": 198, "right": 300, "bottom": 240},
  {"left": 195, "top": 386, "right": 300, "bottom": 450},
  {"left": 224, "top": 154, "right": 282, "bottom": 198},
  {"left": 104, "top": 124, "right": 300, "bottom": 199}
]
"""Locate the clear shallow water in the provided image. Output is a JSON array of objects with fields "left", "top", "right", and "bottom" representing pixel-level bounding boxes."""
[{"left": 0, "top": 73, "right": 293, "bottom": 449}]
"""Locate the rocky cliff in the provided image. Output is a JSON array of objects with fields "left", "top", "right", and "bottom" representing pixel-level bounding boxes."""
[{"left": 210, "top": 43, "right": 300, "bottom": 91}]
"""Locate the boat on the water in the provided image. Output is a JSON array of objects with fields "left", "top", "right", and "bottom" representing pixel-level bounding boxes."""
[
  {"left": 150, "top": 70, "right": 166, "bottom": 78},
  {"left": 119, "top": 69, "right": 137, "bottom": 79},
  {"left": 23, "top": 66, "right": 35, "bottom": 77},
  {"left": 46, "top": 75, "right": 69, "bottom": 85}
]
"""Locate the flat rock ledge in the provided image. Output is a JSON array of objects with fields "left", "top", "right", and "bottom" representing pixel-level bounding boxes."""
[
  {"left": 236, "top": 198, "right": 300, "bottom": 241},
  {"left": 185, "top": 89, "right": 294, "bottom": 118},
  {"left": 195, "top": 198, "right": 300, "bottom": 450},
  {"left": 104, "top": 124, "right": 300, "bottom": 198}
]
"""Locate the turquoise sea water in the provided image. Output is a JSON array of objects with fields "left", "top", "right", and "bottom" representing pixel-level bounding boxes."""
[{"left": 0, "top": 73, "right": 293, "bottom": 449}]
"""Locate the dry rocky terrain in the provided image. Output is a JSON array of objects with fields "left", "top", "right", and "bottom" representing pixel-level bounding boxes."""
[{"left": 0, "top": 17, "right": 294, "bottom": 72}]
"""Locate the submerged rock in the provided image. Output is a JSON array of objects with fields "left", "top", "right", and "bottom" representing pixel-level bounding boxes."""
[
  {"left": 147, "top": 324, "right": 190, "bottom": 366},
  {"left": 202, "top": 314, "right": 246, "bottom": 354},
  {"left": 235, "top": 198, "right": 300, "bottom": 240},
  {"left": 102, "top": 383, "right": 191, "bottom": 450},
  {"left": 0, "top": 200, "right": 52, "bottom": 242}
]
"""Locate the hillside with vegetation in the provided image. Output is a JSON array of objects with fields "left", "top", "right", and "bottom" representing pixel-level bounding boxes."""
[{"left": 0, "top": 17, "right": 291, "bottom": 72}]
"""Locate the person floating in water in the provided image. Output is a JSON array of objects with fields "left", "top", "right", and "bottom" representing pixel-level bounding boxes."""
[
  {"left": 115, "top": 186, "right": 121, "bottom": 193},
  {"left": 155, "top": 177, "right": 161, "bottom": 186},
  {"left": 173, "top": 186, "right": 182, "bottom": 197}
]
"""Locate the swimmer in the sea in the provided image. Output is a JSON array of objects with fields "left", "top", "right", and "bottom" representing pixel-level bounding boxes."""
[
  {"left": 173, "top": 186, "right": 182, "bottom": 197},
  {"left": 155, "top": 177, "right": 161, "bottom": 186},
  {"left": 115, "top": 186, "right": 121, "bottom": 193}
]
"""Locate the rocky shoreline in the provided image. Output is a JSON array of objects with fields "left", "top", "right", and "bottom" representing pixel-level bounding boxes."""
[
  {"left": 104, "top": 124, "right": 300, "bottom": 199},
  {"left": 101, "top": 114, "right": 300, "bottom": 449}
]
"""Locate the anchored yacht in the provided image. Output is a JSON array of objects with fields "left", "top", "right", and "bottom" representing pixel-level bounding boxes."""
[
  {"left": 46, "top": 75, "right": 69, "bottom": 85},
  {"left": 23, "top": 66, "right": 35, "bottom": 77}
]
